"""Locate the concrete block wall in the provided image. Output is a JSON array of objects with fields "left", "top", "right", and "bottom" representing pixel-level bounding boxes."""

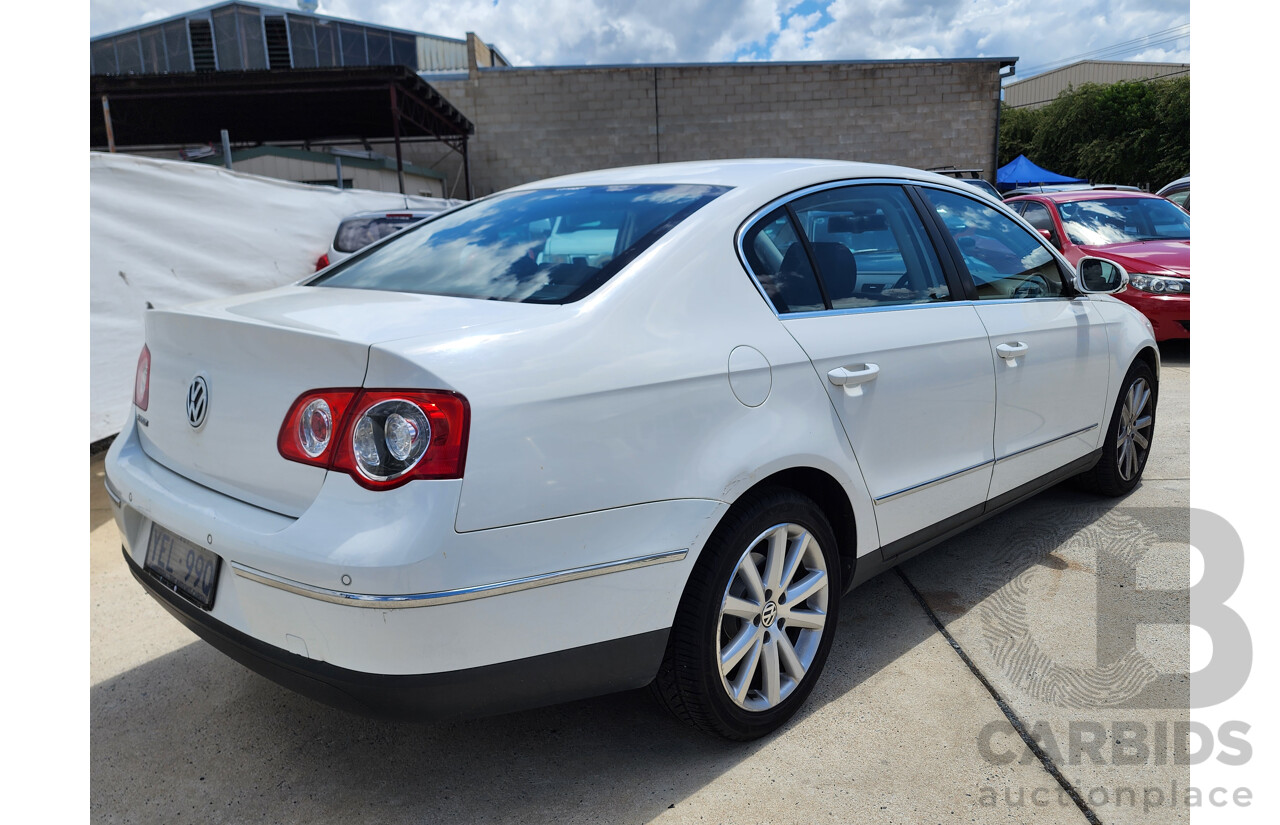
[{"left": 423, "top": 59, "right": 1005, "bottom": 197}]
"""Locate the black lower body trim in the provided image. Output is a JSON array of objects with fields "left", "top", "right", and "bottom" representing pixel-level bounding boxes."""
[
  {"left": 124, "top": 547, "right": 669, "bottom": 721},
  {"left": 852, "top": 449, "right": 1103, "bottom": 587}
]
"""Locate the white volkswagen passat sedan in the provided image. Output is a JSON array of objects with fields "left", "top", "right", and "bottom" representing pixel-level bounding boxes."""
[{"left": 105, "top": 159, "right": 1156, "bottom": 740}]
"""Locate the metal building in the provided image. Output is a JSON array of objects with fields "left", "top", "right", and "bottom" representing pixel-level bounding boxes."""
[
  {"left": 90, "top": 1, "right": 507, "bottom": 76},
  {"left": 1003, "top": 60, "right": 1189, "bottom": 109}
]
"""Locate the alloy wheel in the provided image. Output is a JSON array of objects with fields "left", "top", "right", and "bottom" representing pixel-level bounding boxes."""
[
  {"left": 1116, "top": 376, "right": 1153, "bottom": 482},
  {"left": 716, "top": 522, "right": 830, "bottom": 711}
]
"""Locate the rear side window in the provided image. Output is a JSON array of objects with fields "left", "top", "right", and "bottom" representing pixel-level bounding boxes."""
[
  {"left": 741, "top": 208, "right": 825, "bottom": 313},
  {"left": 789, "top": 185, "right": 950, "bottom": 308},
  {"left": 334, "top": 214, "right": 430, "bottom": 253},
  {"left": 312, "top": 184, "right": 729, "bottom": 304}
]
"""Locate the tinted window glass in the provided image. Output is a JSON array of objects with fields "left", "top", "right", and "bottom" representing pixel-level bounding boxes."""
[
  {"left": 312, "top": 185, "right": 728, "bottom": 304},
  {"left": 92, "top": 40, "right": 118, "bottom": 74},
  {"left": 790, "top": 185, "right": 950, "bottom": 308},
  {"left": 922, "top": 188, "right": 1066, "bottom": 300},
  {"left": 316, "top": 22, "right": 339, "bottom": 67},
  {"left": 742, "top": 208, "right": 825, "bottom": 313},
  {"left": 1057, "top": 197, "right": 1191, "bottom": 245},
  {"left": 116, "top": 35, "right": 142, "bottom": 74},
  {"left": 1021, "top": 202, "right": 1054, "bottom": 233},
  {"left": 340, "top": 25, "right": 368, "bottom": 65},
  {"left": 334, "top": 215, "right": 431, "bottom": 253}
]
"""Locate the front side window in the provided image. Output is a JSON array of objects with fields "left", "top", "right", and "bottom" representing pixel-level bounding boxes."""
[
  {"left": 1057, "top": 197, "right": 1191, "bottom": 246},
  {"left": 1021, "top": 202, "right": 1054, "bottom": 233},
  {"left": 921, "top": 188, "right": 1066, "bottom": 300},
  {"left": 311, "top": 184, "right": 728, "bottom": 304}
]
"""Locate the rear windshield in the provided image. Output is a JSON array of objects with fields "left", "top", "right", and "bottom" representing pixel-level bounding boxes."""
[
  {"left": 1058, "top": 197, "right": 1191, "bottom": 245},
  {"left": 310, "top": 184, "right": 729, "bottom": 304},
  {"left": 334, "top": 214, "right": 433, "bottom": 253}
]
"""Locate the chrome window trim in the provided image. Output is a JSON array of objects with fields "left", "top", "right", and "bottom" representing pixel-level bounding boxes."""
[
  {"left": 734, "top": 177, "right": 1058, "bottom": 318},
  {"left": 776, "top": 296, "right": 1075, "bottom": 321},
  {"left": 874, "top": 460, "right": 994, "bottom": 505},
  {"left": 230, "top": 548, "right": 689, "bottom": 608}
]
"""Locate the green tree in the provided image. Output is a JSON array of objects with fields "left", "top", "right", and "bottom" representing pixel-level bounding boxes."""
[{"left": 999, "top": 76, "right": 1189, "bottom": 188}]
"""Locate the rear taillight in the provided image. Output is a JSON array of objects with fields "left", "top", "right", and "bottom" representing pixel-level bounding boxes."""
[
  {"left": 278, "top": 389, "right": 357, "bottom": 467},
  {"left": 133, "top": 345, "right": 151, "bottom": 411},
  {"left": 315, "top": 253, "right": 330, "bottom": 271},
  {"left": 278, "top": 388, "right": 469, "bottom": 489}
]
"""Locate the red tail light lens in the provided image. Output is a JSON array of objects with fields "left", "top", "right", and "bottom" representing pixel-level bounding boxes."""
[
  {"left": 133, "top": 344, "right": 151, "bottom": 411},
  {"left": 278, "top": 388, "right": 469, "bottom": 489},
  {"left": 278, "top": 390, "right": 357, "bottom": 467},
  {"left": 315, "top": 253, "right": 330, "bottom": 271}
]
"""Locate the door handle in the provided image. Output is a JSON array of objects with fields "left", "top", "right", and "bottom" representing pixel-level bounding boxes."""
[
  {"left": 828, "top": 363, "right": 880, "bottom": 386},
  {"left": 996, "top": 342, "right": 1029, "bottom": 359}
]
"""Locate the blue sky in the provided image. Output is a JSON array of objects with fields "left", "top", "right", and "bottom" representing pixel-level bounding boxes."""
[{"left": 90, "top": 0, "right": 1190, "bottom": 77}]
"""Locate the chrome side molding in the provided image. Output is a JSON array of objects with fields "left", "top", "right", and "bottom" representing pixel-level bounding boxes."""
[{"left": 231, "top": 549, "right": 689, "bottom": 609}]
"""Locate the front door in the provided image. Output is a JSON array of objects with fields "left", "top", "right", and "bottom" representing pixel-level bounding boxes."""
[{"left": 916, "top": 186, "right": 1111, "bottom": 499}]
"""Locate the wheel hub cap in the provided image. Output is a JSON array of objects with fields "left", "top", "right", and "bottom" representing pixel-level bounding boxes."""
[{"left": 761, "top": 601, "right": 778, "bottom": 627}]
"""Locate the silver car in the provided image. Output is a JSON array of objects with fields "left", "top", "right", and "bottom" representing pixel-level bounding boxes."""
[{"left": 316, "top": 208, "right": 452, "bottom": 271}]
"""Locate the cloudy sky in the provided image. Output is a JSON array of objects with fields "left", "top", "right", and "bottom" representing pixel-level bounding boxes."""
[{"left": 90, "top": 0, "right": 1190, "bottom": 77}]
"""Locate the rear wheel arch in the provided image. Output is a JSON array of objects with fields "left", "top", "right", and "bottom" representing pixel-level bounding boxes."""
[{"left": 725, "top": 467, "right": 859, "bottom": 594}]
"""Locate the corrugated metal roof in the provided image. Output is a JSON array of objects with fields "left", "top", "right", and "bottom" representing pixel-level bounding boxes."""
[{"left": 1004, "top": 59, "right": 1189, "bottom": 109}]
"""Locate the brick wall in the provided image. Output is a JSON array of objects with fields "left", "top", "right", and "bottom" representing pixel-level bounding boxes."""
[{"left": 419, "top": 59, "right": 1005, "bottom": 197}]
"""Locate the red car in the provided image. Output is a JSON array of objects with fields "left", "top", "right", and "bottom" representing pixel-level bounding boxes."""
[{"left": 1005, "top": 191, "right": 1190, "bottom": 341}]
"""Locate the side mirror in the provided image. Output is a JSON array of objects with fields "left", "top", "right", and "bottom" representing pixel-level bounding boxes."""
[
  {"left": 1076, "top": 257, "right": 1128, "bottom": 295},
  {"left": 1038, "top": 228, "right": 1061, "bottom": 250}
]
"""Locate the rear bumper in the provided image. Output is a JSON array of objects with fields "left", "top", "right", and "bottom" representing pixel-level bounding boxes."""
[
  {"left": 1117, "top": 290, "right": 1189, "bottom": 341},
  {"left": 125, "top": 546, "right": 668, "bottom": 720},
  {"left": 104, "top": 413, "right": 721, "bottom": 715}
]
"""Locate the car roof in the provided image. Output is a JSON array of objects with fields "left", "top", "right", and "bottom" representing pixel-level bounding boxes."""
[
  {"left": 1006, "top": 189, "right": 1164, "bottom": 204},
  {"left": 503, "top": 158, "right": 981, "bottom": 197},
  {"left": 1157, "top": 176, "right": 1190, "bottom": 194}
]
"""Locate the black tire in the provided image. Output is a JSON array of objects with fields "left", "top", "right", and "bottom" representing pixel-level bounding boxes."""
[
  {"left": 652, "top": 487, "right": 842, "bottom": 740},
  {"left": 1076, "top": 359, "right": 1157, "bottom": 496}
]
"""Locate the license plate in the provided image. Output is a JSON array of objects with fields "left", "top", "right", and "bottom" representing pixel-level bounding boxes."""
[{"left": 144, "top": 524, "right": 222, "bottom": 610}]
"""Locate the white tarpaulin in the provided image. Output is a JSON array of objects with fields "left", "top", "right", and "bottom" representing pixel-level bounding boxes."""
[{"left": 90, "top": 151, "right": 460, "bottom": 443}]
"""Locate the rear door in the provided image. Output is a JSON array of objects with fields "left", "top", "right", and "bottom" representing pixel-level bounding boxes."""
[
  {"left": 742, "top": 183, "right": 997, "bottom": 549},
  {"left": 915, "top": 186, "right": 1111, "bottom": 500}
]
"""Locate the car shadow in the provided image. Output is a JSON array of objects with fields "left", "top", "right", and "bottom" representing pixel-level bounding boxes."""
[
  {"left": 90, "top": 570, "right": 935, "bottom": 824},
  {"left": 1159, "top": 339, "right": 1189, "bottom": 367}
]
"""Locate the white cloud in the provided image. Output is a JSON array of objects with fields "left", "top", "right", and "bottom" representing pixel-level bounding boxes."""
[{"left": 91, "top": 0, "right": 1190, "bottom": 79}]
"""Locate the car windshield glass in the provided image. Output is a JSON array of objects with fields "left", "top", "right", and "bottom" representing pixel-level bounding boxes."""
[
  {"left": 310, "top": 184, "right": 729, "bottom": 304},
  {"left": 334, "top": 215, "right": 431, "bottom": 253},
  {"left": 1058, "top": 197, "right": 1190, "bottom": 245}
]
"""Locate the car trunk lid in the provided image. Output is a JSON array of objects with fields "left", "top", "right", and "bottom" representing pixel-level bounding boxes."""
[{"left": 136, "top": 285, "right": 539, "bottom": 517}]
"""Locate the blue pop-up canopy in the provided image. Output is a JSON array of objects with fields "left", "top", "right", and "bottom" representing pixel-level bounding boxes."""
[{"left": 996, "top": 154, "right": 1087, "bottom": 191}]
